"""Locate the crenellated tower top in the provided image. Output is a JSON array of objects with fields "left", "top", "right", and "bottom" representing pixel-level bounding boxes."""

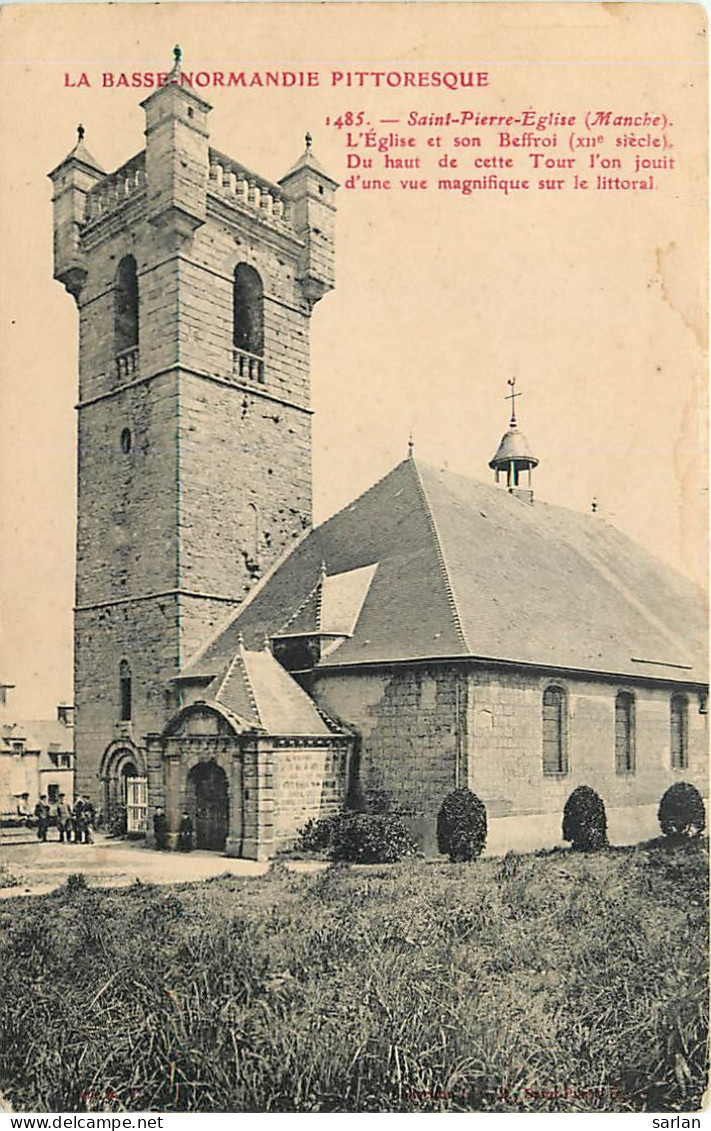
[{"left": 49, "top": 46, "right": 338, "bottom": 304}]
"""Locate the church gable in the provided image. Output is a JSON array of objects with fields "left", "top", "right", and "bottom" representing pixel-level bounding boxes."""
[{"left": 182, "top": 643, "right": 341, "bottom": 738}]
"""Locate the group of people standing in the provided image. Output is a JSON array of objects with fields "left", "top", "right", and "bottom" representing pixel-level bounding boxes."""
[
  {"left": 30, "top": 794, "right": 96, "bottom": 844},
  {"left": 152, "top": 806, "right": 194, "bottom": 851},
  {"left": 23, "top": 794, "right": 194, "bottom": 852}
]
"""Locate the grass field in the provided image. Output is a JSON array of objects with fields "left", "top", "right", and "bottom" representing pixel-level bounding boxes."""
[{"left": 0, "top": 838, "right": 707, "bottom": 1113}]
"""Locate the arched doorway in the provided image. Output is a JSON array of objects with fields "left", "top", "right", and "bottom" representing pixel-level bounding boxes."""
[
  {"left": 120, "top": 761, "right": 137, "bottom": 799},
  {"left": 187, "top": 762, "right": 229, "bottom": 852},
  {"left": 100, "top": 744, "right": 146, "bottom": 837}
]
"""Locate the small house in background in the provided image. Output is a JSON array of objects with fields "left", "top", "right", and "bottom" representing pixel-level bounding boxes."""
[{"left": 0, "top": 688, "right": 75, "bottom": 816}]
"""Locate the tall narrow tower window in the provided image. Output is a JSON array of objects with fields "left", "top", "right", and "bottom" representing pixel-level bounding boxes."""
[
  {"left": 542, "top": 685, "right": 568, "bottom": 775},
  {"left": 614, "top": 691, "right": 635, "bottom": 774},
  {"left": 119, "top": 660, "right": 132, "bottom": 722},
  {"left": 115, "top": 256, "right": 139, "bottom": 380},
  {"left": 233, "top": 263, "right": 264, "bottom": 381},
  {"left": 670, "top": 694, "right": 688, "bottom": 769}
]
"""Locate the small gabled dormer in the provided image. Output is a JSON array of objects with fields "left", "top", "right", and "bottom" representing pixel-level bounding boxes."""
[{"left": 271, "top": 562, "right": 378, "bottom": 686}]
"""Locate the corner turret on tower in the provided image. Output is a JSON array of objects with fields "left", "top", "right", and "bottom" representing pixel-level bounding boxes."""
[
  {"left": 48, "top": 125, "right": 105, "bottom": 299},
  {"left": 489, "top": 377, "right": 539, "bottom": 503},
  {"left": 279, "top": 132, "right": 338, "bottom": 305},
  {"left": 141, "top": 46, "right": 212, "bottom": 240}
]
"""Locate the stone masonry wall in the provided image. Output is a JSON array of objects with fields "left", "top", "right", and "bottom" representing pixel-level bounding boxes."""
[
  {"left": 467, "top": 669, "right": 709, "bottom": 818},
  {"left": 312, "top": 664, "right": 708, "bottom": 851},
  {"left": 313, "top": 667, "right": 467, "bottom": 818},
  {"left": 271, "top": 743, "right": 351, "bottom": 850},
  {"left": 78, "top": 214, "right": 179, "bottom": 404},
  {"left": 74, "top": 596, "right": 181, "bottom": 800},
  {"left": 72, "top": 181, "right": 318, "bottom": 779},
  {"left": 176, "top": 210, "right": 314, "bottom": 643},
  {"left": 76, "top": 374, "right": 179, "bottom": 607}
]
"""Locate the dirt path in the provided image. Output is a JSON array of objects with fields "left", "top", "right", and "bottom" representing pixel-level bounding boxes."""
[{"left": 0, "top": 834, "right": 327, "bottom": 899}]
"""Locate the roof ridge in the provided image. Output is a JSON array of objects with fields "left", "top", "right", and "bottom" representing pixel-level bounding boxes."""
[
  {"left": 312, "top": 458, "right": 412, "bottom": 538},
  {"left": 210, "top": 648, "right": 243, "bottom": 705},
  {"left": 410, "top": 460, "right": 470, "bottom": 652},
  {"left": 235, "top": 645, "right": 262, "bottom": 726},
  {"left": 307, "top": 694, "right": 353, "bottom": 735},
  {"left": 315, "top": 570, "right": 324, "bottom": 632},
  {"left": 277, "top": 574, "right": 322, "bottom": 634}
]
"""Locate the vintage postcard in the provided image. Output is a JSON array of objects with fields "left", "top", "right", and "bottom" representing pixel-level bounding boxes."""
[{"left": 0, "top": 2, "right": 707, "bottom": 1118}]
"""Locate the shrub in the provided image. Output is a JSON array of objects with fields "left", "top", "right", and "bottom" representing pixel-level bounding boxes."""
[
  {"left": 562, "top": 786, "right": 608, "bottom": 851},
  {"left": 658, "top": 782, "right": 706, "bottom": 838},
  {"left": 436, "top": 788, "right": 487, "bottom": 862},
  {"left": 330, "top": 812, "right": 416, "bottom": 864},
  {"left": 296, "top": 814, "right": 340, "bottom": 854},
  {"left": 66, "top": 873, "right": 87, "bottom": 894},
  {"left": 0, "top": 866, "right": 19, "bottom": 892}
]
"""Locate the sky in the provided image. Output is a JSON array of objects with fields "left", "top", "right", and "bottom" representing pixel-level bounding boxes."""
[{"left": 0, "top": 2, "right": 707, "bottom": 717}]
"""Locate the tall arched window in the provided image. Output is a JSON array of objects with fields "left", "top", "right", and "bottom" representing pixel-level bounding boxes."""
[
  {"left": 233, "top": 263, "right": 264, "bottom": 381},
  {"left": 115, "top": 256, "right": 139, "bottom": 379},
  {"left": 670, "top": 694, "right": 688, "bottom": 769},
  {"left": 542, "top": 685, "right": 568, "bottom": 775},
  {"left": 615, "top": 691, "right": 635, "bottom": 774},
  {"left": 119, "top": 660, "right": 132, "bottom": 722}
]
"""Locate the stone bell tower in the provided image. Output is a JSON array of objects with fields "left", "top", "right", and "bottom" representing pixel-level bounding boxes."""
[{"left": 49, "top": 48, "right": 337, "bottom": 811}]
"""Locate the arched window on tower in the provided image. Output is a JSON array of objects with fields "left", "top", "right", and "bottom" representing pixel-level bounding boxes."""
[
  {"left": 119, "top": 660, "right": 132, "bottom": 722},
  {"left": 542, "top": 685, "right": 568, "bottom": 775},
  {"left": 615, "top": 691, "right": 635, "bottom": 774},
  {"left": 670, "top": 694, "right": 688, "bottom": 769},
  {"left": 233, "top": 263, "right": 264, "bottom": 382},
  {"left": 115, "top": 256, "right": 139, "bottom": 381}
]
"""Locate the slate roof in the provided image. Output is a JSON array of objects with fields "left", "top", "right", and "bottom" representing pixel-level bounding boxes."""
[
  {"left": 19, "top": 720, "right": 74, "bottom": 752},
  {"left": 197, "top": 643, "right": 336, "bottom": 736},
  {"left": 182, "top": 458, "right": 707, "bottom": 687},
  {"left": 0, "top": 719, "right": 73, "bottom": 760},
  {"left": 279, "top": 142, "right": 338, "bottom": 187},
  {"left": 49, "top": 133, "right": 104, "bottom": 179},
  {"left": 276, "top": 563, "right": 378, "bottom": 637}
]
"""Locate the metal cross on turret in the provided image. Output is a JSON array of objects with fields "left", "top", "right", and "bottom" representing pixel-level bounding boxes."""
[{"left": 505, "top": 376, "right": 521, "bottom": 427}]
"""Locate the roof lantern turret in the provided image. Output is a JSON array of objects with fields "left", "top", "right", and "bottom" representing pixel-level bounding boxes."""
[{"left": 488, "top": 377, "right": 539, "bottom": 502}]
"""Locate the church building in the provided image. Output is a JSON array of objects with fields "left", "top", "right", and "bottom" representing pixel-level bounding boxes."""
[{"left": 50, "top": 51, "right": 708, "bottom": 858}]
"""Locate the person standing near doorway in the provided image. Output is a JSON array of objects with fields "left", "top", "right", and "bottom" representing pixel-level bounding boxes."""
[
  {"left": 72, "top": 797, "right": 85, "bottom": 844},
  {"left": 34, "top": 795, "right": 50, "bottom": 842},
  {"left": 55, "top": 794, "right": 71, "bottom": 843},
  {"left": 178, "top": 811, "right": 193, "bottom": 852},
  {"left": 82, "top": 796, "right": 95, "bottom": 844},
  {"left": 153, "top": 806, "right": 168, "bottom": 850}
]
